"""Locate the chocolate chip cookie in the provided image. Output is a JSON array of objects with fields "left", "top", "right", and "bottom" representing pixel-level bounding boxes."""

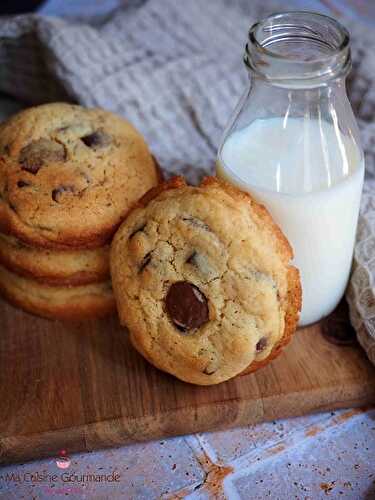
[
  {"left": 0, "top": 264, "right": 114, "bottom": 320},
  {"left": 0, "top": 103, "right": 159, "bottom": 249},
  {"left": 0, "top": 233, "right": 109, "bottom": 285},
  {"left": 110, "top": 176, "right": 301, "bottom": 385}
]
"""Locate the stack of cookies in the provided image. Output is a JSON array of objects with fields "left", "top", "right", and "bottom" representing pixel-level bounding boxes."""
[{"left": 0, "top": 103, "right": 159, "bottom": 319}]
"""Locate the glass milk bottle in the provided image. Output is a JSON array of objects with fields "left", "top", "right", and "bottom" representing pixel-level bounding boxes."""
[{"left": 216, "top": 12, "right": 364, "bottom": 326}]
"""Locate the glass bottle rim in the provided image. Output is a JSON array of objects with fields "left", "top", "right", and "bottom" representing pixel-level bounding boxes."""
[{"left": 244, "top": 11, "right": 351, "bottom": 85}]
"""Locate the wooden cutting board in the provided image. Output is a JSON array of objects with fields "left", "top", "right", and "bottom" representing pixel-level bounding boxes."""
[{"left": 0, "top": 297, "right": 374, "bottom": 465}]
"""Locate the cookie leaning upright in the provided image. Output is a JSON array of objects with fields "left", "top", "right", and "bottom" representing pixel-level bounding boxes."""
[
  {"left": 111, "top": 176, "right": 301, "bottom": 385},
  {"left": 0, "top": 103, "right": 159, "bottom": 249}
]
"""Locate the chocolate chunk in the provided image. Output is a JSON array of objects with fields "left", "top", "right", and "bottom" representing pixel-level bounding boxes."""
[
  {"left": 129, "top": 223, "right": 146, "bottom": 240},
  {"left": 81, "top": 130, "right": 111, "bottom": 149},
  {"left": 19, "top": 139, "right": 66, "bottom": 174},
  {"left": 186, "top": 251, "right": 218, "bottom": 280},
  {"left": 182, "top": 216, "right": 210, "bottom": 232},
  {"left": 17, "top": 180, "right": 31, "bottom": 188},
  {"left": 139, "top": 252, "right": 152, "bottom": 272},
  {"left": 52, "top": 185, "right": 75, "bottom": 203},
  {"left": 166, "top": 281, "right": 209, "bottom": 332},
  {"left": 186, "top": 251, "right": 197, "bottom": 265},
  {"left": 256, "top": 337, "right": 267, "bottom": 352}
]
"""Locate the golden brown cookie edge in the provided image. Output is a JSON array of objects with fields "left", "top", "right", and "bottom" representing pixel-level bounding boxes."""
[
  {"left": 0, "top": 264, "right": 116, "bottom": 320},
  {"left": 111, "top": 175, "right": 302, "bottom": 384}
]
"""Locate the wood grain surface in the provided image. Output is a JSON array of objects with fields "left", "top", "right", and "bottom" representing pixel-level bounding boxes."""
[{"left": 0, "top": 297, "right": 374, "bottom": 465}]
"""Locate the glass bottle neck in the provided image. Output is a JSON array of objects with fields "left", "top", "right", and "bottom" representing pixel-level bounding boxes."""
[{"left": 245, "top": 11, "right": 351, "bottom": 89}]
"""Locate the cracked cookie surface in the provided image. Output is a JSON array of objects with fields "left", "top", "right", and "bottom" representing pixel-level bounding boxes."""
[
  {"left": 110, "top": 176, "right": 301, "bottom": 385},
  {"left": 0, "top": 103, "right": 159, "bottom": 249}
]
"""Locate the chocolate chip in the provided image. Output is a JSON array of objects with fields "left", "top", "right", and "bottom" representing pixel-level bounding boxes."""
[
  {"left": 186, "top": 250, "right": 217, "bottom": 280},
  {"left": 166, "top": 281, "right": 209, "bottom": 332},
  {"left": 129, "top": 223, "right": 146, "bottom": 240},
  {"left": 256, "top": 337, "right": 267, "bottom": 352},
  {"left": 17, "top": 180, "right": 31, "bottom": 188},
  {"left": 19, "top": 139, "right": 66, "bottom": 174},
  {"left": 9, "top": 202, "right": 17, "bottom": 213},
  {"left": 139, "top": 252, "right": 152, "bottom": 272},
  {"left": 52, "top": 185, "right": 75, "bottom": 203},
  {"left": 182, "top": 216, "right": 210, "bottom": 232},
  {"left": 186, "top": 251, "right": 197, "bottom": 265},
  {"left": 81, "top": 130, "right": 111, "bottom": 149}
]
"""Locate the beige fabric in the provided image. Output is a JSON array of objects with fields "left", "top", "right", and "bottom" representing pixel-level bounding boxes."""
[{"left": 0, "top": 0, "right": 374, "bottom": 364}]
